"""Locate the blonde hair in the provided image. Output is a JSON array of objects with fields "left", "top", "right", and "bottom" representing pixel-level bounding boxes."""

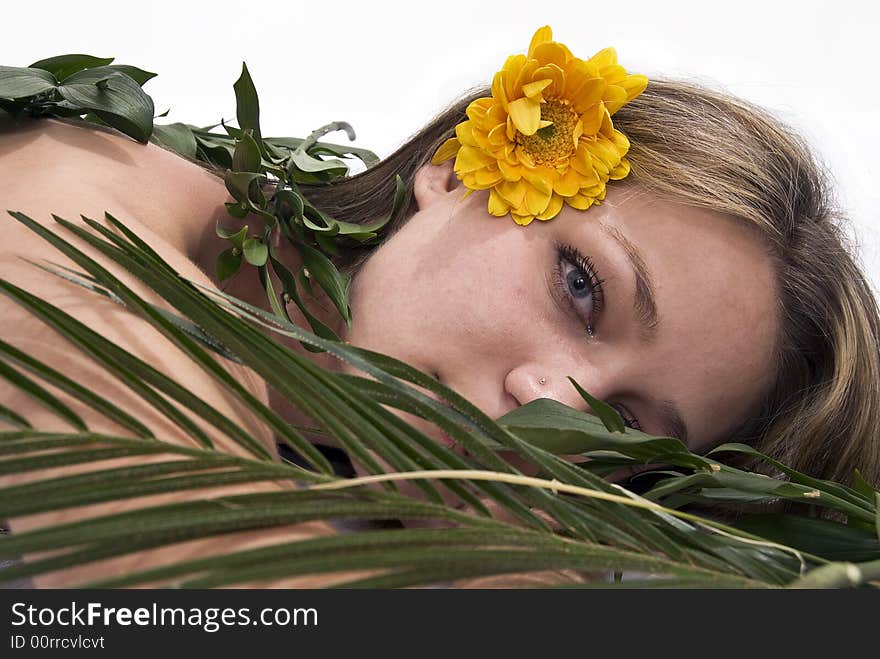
[{"left": 304, "top": 78, "right": 880, "bottom": 490}]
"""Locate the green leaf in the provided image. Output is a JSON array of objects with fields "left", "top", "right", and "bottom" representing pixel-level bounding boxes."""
[
  {"left": 232, "top": 62, "right": 262, "bottom": 147},
  {"left": 0, "top": 336, "right": 154, "bottom": 438},
  {"left": 57, "top": 68, "right": 154, "bottom": 142},
  {"left": 347, "top": 174, "right": 409, "bottom": 240},
  {"left": 267, "top": 254, "right": 340, "bottom": 345},
  {"left": 734, "top": 514, "right": 880, "bottom": 563},
  {"left": 232, "top": 129, "right": 262, "bottom": 173},
  {"left": 265, "top": 135, "right": 380, "bottom": 169},
  {"left": 294, "top": 242, "right": 351, "bottom": 326},
  {"left": 0, "top": 359, "right": 86, "bottom": 431},
  {"left": 852, "top": 469, "right": 877, "bottom": 501},
  {"left": 314, "top": 232, "right": 339, "bottom": 256},
  {"left": 497, "top": 397, "right": 687, "bottom": 457},
  {"left": 151, "top": 122, "right": 198, "bottom": 158},
  {"left": 224, "top": 202, "right": 248, "bottom": 219},
  {"left": 223, "top": 170, "right": 266, "bottom": 207},
  {"left": 567, "top": 376, "right": 626, "bottom": 433},
  {"left": 302, "top": 211, "right": 339, "bottom": 234},
  {"left": 28, "top": 55, "right": 115, "bottom": 82},
  {"left": 216, "top": 247, "right": 242, "bottom": 281},
  {"left": 242, "top": 238, "right": 268, "bottom": 267},
  {"left": 709, "top": 443, "right": 877, "bottom": 511},
  {"left": 289, "top": 149, "right": 349, "bottom": 175},
  {"left": 194, "top": 132, "right": 235, "bottom": 169},
  {"left": 106, "top": 64, "right": 157, "bottom": 86},
  {"left": 0, "top": 402, "right": 31, "bottom": 428},
  {"left": 276, "top": 188, "right": 305, "bottom": 218},
  {"left": 215, "top": 221, "right": 248, "bottom": 249},
  {"left": 0, "top": 66, "right": 57, "bottom": 99}
]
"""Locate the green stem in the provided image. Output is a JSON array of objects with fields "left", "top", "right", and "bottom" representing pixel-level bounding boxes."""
[
  {"left": 298, "top": 121, "right": 355, "bottom": 154},
  {"left": 788, "top": 558, "right": 880, "bottom": 588}
]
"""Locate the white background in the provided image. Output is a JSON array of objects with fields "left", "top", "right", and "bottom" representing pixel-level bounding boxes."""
[{"left": 5, "top": 0, "right": 879, "bottom": 292}]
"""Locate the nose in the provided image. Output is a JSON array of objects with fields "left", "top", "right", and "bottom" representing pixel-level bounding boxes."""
[
  {"left": 504, "top": 361, "right": 622, "bottom": 411},
  {"left": 503, "top": 362, "right": 603, "bottom": 411}
]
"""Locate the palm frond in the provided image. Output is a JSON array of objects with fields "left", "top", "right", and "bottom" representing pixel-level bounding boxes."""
[{"left": 1, "top": 210, "right": 878, "bottom": 588}]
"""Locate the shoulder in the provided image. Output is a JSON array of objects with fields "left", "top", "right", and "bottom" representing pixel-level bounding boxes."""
[
  {"left": 0, "top": 116, "right": 230, "bottom": 260},
  {"left": 0, "top": 117, "right": 274, "bottom": 454}
]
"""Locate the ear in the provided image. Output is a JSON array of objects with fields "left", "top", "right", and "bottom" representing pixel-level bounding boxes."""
[{"left": 413, "top": 160, "right": 458, "bottom": 210}]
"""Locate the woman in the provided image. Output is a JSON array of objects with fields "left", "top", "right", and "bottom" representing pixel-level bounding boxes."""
[{"left": 1, "top": 28, "right": 878, "bottom": 587}]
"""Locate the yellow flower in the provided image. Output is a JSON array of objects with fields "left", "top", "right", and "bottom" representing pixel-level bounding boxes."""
[{"left": 432, "top": 26, "right": 648, "bottom": 225}]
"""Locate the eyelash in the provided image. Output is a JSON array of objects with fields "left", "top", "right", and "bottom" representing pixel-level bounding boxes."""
[
  {"left": 553, "top": 242, "right": 606, "bottom": 337},
  {"left": 552, "top": 243, "right": 641, "bottom": 431}
]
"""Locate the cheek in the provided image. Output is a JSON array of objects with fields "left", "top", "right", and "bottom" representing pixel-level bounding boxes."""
[{"left": 347, "top": 213, "right": 541, "bottom": 361}]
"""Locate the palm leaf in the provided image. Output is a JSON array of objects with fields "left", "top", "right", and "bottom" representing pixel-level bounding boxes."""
[{"left": 1, "top": 210, "right": 878, "bottom": 589}]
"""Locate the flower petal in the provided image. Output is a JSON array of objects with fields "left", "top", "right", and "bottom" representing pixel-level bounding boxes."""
[
  {"left": 522, "top": 78, "right": 553, "bottom": 100},
  {"left": 431, "top": 137, "right": 460, "bottom": 164},
  {"left": 589, "top": 47, "right": 618, "bottom": 70},
  {"left": 532, "top": 64, "right": 565, "bottom": 97},
  {"left": 567, "top": 192, "right": 597, "bottom": 210},
  {"left": 528, "top": 26, "right": 553, "bottom": 58},
  {"left": 455, "top": 121, "right": 477, "bottom": 146},
  {"left": 487, "top": 123, "right": 509, "bottom": 147},
  {"left": 525, "top": 182, "right": 552, "bottom": 216},
  {"left": 455, "top": 145, "right": 495, "bottom": 173},
  {"left": 603, "top": 85, "right": 629, "bottom": 115},
  {"left": 531, "top": 42, "right": 569, "bottom": 69},
  {"left": 508, "top": 97, "right": 542, "bottom": 135},
  {"left": 497, "top": 160, "right": 520, "bottom": 182},
  {"left": 511, "top": 212, "right": 535, "bottom": 226},
  {"left": 553, "top": 167, "right": 583, "bottom": 197},
  {"left": 610, "top": 157, "right": 631, "bottom": 180},
  {"left": 501, "top": 54, "right": 528, "bottom": 100},
  {"left": 513, "top": 57, "right": 540, "bottom": 95},
  {"left": 536, "top": 193, "right": 564, "bottom": 220},
  {"left": 474, "top": 166, "right": 503, "bottom": 188},
  {"left": 621, "top": 74, "right": 648, "bottom": 102},
  {"left": 570, "top": 144, "right": 600, "bottom": 183},
  {"left": 491, "top": 70, "right": 509, "bottom": 110},
  {"left": 488, "top": 188, "right": 510, "bottom": 216},
  {"left": 572, "top": 118, "right": 583, "bottom": 143},
  {"left": 521, "top": 167, "right": 553, "bottom": 196},
  {"left": 610, "top": 127, "right": 630, "bottom": 153},
  {"left": 601, "top": 64, "right": 627, "bottom": 85},
  {"left": 497, "top": 180, "right": 527, "bottom": 207},
  {"left": 580, "top": 103, "right": 605, "bottom": 136},
  {"left": 570, "top": 77, "right": 606, "bottom": 113},
  {"left": 466, "top": 98, "right": 493, "bottom": 127}
]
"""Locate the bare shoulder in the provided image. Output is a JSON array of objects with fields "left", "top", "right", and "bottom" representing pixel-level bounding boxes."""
[
  {"left": 0, "top": 117, "right": 353, "bottom": 588},
  {"left": 0, "top": 116, "right": 273, "bottom": 452},
  {"left": 0, "top": 116, "right": 230, "bottom": 258}
]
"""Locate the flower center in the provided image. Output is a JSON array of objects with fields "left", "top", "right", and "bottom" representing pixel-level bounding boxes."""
[{"left": 516, "top": 99, "right": 579, "bottom": 165}]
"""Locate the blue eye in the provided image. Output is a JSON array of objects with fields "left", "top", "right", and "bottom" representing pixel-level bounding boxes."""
[
  {"left": 566, "top": 265, "right": 593, "bottom": 299},
  {"left": 555, "top": 243, "right": 605, "bottom": 337}
]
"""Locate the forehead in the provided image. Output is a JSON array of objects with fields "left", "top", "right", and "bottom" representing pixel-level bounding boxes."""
[{"left": 578, "top": 189, "right": 779, "bottom": 445}]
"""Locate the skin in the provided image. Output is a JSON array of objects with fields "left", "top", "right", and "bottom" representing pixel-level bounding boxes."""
[
  {"left": 0, "top": 118, "right": 781, "bottom": 571},
  {"left": 0, "top": 119, "right": 780, "bottom": 461},
  {"left": 263, "top": 160, "right": 780, "bottom": 482},
  {"left": 242, "top": 164, "right": 778, "bottom": 496}
]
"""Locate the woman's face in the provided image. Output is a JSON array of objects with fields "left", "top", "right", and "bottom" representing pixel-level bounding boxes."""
[{"left": 337, "top": 161, "right": 779, "bottom": 454}]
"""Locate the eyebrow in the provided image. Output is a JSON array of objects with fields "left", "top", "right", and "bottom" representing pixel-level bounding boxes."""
[
  {"left": 599, "top": 223, "right": 690, "bottom": 444},
  {"left": 600, "top": 223, "right": 659, "bottom": 344}
]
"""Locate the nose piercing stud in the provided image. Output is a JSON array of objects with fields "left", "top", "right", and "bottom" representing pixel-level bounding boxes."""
[{"left": 538, "top": 377, "right": 547, "bottom": 385}]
